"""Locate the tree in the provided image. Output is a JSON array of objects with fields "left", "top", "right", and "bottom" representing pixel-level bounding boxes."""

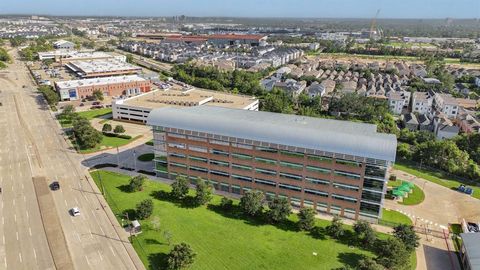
[
  {"left": 396, "top": 143, "right": 413, "bottom": 160},
  {"left": 113, "top": 125, "right": 125, "bottom": 134},
  {"left": 393, "top": 224, "right": 420, "bottom": 252},
  {"left": 356, "top": 257, "right": 384, "bottom": 270},
  {"left": 166, "top": 242, "right": 196, "bottom": 270},
  {"left": 102, "top": 123, "right": 112, "bottom": 133},
  {"left": 326, "top": 216, "right": 345, "bottom": 239},
  {"left": 220, "top": 196, "right": 233, "bottom": 210},
  {"left": 376, "top": 238, "right": 410, "bottom": 270},
  {"left": 266, "top": 197, "right": 291, "bottom": 223},
  {"left": 61, "top": 104, "right": 75, "bottom": 118},
  {"left": 194, "top": 179, "right": 214, "bottom": 206},
  {"left": 92, "top": 89, "right": 104, "bottom": 101},
  {"left": 128, "top": 175, "right": 146, "bottom": 192},
  {"left": 239, "top": 190, "right": 264, "bottom": 216},
  {"left": 353, "top": 220, "right": 376, "bottom": 247},
  {"left": 135, "top": 199, "right": 153, "bottom": 219},
  {"left": 38, "top": 85, "right": 59, "bottom": 106},
  {"left": 298, "top": 207, "right": 316, "bottom": 231},
  {"left": 164, "top": 230, "right": 173, "bottom": 246},
  {"left": 170, "top": 175, "right": 189, "bottom": 200},
  {"left": 72, "top": 116, "right": 102, "bottom": 149}
]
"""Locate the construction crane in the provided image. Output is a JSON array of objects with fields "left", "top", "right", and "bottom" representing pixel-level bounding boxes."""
[{"left": 370, "top": 9, "right": 381, "bottom": 39}]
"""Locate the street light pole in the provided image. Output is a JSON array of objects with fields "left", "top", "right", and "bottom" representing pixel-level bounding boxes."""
[{"left": 133, "top": 150, "right": 137, "bottom": 172}]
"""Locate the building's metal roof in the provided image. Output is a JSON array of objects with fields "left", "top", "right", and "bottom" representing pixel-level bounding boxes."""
[
  {"left": 147, "top": 106, "right": 397, "bottom": 162},
  {"left": 461, "top": 233, "right": 480, "bottom": 270}
]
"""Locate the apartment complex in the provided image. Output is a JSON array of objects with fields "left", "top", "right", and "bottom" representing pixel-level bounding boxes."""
[
  {"left": 147, "top": 106, "right": 397, "bottom": 221},
  {"left": 55, "top": 75, "right": 151, "bottom": 101},
  {"left": 113, "top": 84, "right": 259, "bottom": 124}
]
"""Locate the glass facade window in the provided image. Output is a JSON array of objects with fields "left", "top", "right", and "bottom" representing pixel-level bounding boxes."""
[
  {"left": 334, "top": 170, "right": 361, "bottom": 180},
  {"left": 360, "top": 202, "right": 381, "bottom": 216},
  {"left": 211, "top": 170, "right": 229, "bottom": 178},
  {"left": 168, "top": 142, "right": 186, "bottom": 149},
  {"left": 231, "top": 185, "right": 241, "bottom": 194},
  {"left": 307, "top": 155, "right": 332, "bottom": 163},
  {"left": 306, "top": 165, "right": 331, "bottom": 174},
  {"left": 305, "top": 177, "right": 330, "bottom": 185},
  {"left": 256, "top": 146, "right": 278, "bottom": 153},
  {"left": 361, "top": 190, "right": 383, "bottom": 203},
  {"left": 332, "top": 194, "right": 358, "bottom": 204},
  {"left": 255, "top": 157, "right": 277, "bottom": 165},
  {"left": 280, "top": 150, "right": 304, "bottom": 158},
  {"left": 255, "top": 168, "right": 277, "bottom": 176},
  {"left": 168, "top": 133, "right": 186, "bottom": 139},
  {"left": 188, "top": 136, "right": 207, "bottom": 142},
  {"left": 303, "top": 199, "right": 314, "bottom": 207},
  {"left": 279, "top": 183, "right": 302, "bottom": 192},
  {"left": 188, "top": 156, "right": 207, "bottom": 163},
  {"left": 210, "top": 159, "right": 229, "bottom": 167},
  {"left": 190, "top": 166, "right": 208, "bottom": 173},
  {"left": 254, "top": 178, "right": 277, "bottom": 187},
  {"left": 365, "top": 164, "right": 387, "bottom": 179},
  {"left": 279, "top": 161, "right": 303, "bottom": 170},
  {"left": 231, "top": 143, "right": 253, "bottom": 150},
  {"left": 189, "top": 145, "right": 208, "bottom": 153},
  {"left": 232, "top": 163, "right": 252, "bottom": 171},
  {"left": 170, "top": 162, "right": 187, "bottom": 168},
  {"left": 363, "top": 178, "right": 385, "bottom": 192},
  {"left": 279, "top": 172, "right": 302, "bottom": 181},
  {"left": 304, "top": 188, "right": 329, "bottom": 197},
  {"left": 232, "top": 174, "right": 253, "bottom": 182},
  {"left": 210, "top": 139, "right": 229, "bottom": 146},
  {"left": 211, "top": 149, "right": 229, "bottom": 157},
  {"left": 220, "top": 183, "right": 230, "bottom": 192},
  {"left": 232, "top": 153, "right": 252, "bottom": 160},
  {"left": 336, "top": 158, "right": 361, "bottom": 167},
  {"left": 333, "top": 182, "right": 360, "bottom": 192},
  {"left": 169, "top": 153, "right": 185, "bottom": 159}
]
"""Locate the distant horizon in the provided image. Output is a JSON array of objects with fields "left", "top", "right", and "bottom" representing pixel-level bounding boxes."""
[
  {"left": 1, "top": 13, "right": 479, "bottom": 21},
  {"left": 0, "top": 0, "right": 478, "bottom": 19}
]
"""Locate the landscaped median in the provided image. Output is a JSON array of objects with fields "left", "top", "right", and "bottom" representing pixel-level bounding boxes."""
[
  {"left": 394, "top": 162, "right": 480, "bottom": 200},
  {"left": 91, "top": 170, "right": 416, "bottom": 270},
  {"left": 387, "top": 180, "right": 425, "bottom": 206},
  {"left": 58, "top": 108, "right": 112, "bottom": 128}
]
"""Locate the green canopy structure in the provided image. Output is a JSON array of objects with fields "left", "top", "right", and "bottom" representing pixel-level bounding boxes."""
[{"left": 392, "top": 189, "right": 406, "bottom": 197}]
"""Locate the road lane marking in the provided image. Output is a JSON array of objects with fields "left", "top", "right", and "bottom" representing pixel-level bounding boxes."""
[
  {"left": 21, "top": 183, "right": 24, "bottom": 190},
  {"left": 2, "top": 235, "right": 4, "bottom": 245},
  {"left": 14, "top": 214, "right": 16, "bottom": 222},
  {"left": 109, "top": 246, "right": 116, "bottom": 257},
  {"left": 16, "top": 232, "right": 18, "bottom": 241},
  {"left": 12, "top": 199, "right": 15, "bottom": 206},
  {"left": 23, "top": 195, "right": 26, "bottom": 202},
  {"left": 29, "top": 227, "right": 32, "bottom": 236},
  {"left": 98, "top": 250, "right": 103, "bottom": 261},
  {"left": 33, "top": 248, "right": 37, "bottom": 259},
  {"left": 26, "top": 210, "right": 28, "bottom": 219},
  {"left": 85, "top": 256, "right": 91, "bottom": 266},
  {"left": 4, "top": 257, "right": 6, "bottom": 268},
  {"left": 64, "top": 200, "right": 67, "bottom": 206},
  {"left": 100, "top": 227, "right": 105, "bottom": 235},
  {"left": 18, "top": 253, "right": 22, "bottom": 262}
]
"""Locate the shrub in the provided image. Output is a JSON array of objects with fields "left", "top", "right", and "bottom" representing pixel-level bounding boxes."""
[
  {"left": 170, "top": 175, "right": 189, "bottom": 200},
  {"left": 298, "top": 207, "right": 316, "bottom": 231},
  {"left": 128, "top": 175, "right": 146, "bottom": 192},
  {"left": 239, "top": 190, "right": 264, "bottom": 216},
  {"left": 219, "top": 196, "right": 233, "bottom": 210},
  {"left": 166, "top": 242, "right": 196, "bottom": 270},
  {"left": 135, "top": 199, "right": 153, "bottom": 219}
]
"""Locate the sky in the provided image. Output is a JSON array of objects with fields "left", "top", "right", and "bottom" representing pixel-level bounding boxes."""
[{"left": 0, "top": 0, "right": 479, "bottom": 19}]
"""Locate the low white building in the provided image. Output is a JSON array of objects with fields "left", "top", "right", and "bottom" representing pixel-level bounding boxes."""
[
  {"left": 412, "top": 91, "right": 433, "bottom": 115},
  {"left": 53, "top": 40, "right": 75, "bottom": 50},
  {"left": 433, "top": 93, "right": 459, "bottom": 119}
]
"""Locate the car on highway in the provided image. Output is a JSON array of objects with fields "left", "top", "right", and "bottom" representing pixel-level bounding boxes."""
[
  {"left": 50, "top": 181, "right": 60, "bottom": 191},
  {"left": 70, "top": 207, "right": 80, "bottom": 217}
]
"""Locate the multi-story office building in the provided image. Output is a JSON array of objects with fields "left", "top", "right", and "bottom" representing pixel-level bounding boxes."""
[{"left": 147, "top": 106, "right": 397, "bottom": 221}]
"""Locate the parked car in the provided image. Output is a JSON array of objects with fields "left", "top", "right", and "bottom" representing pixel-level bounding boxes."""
[
  {"left": 458, "top": 185, "right": 474, "bottom": 196},
  {"left": 50, "top": 181, "right": 60, "bottom": 191},
  {"left": 70, "top": 207, "right": 80, "bottom": 216},
  {"left": 79, "top": 103, "right": 84, "bottom": 107}
]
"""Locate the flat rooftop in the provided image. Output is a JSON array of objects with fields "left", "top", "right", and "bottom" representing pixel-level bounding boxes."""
[
  {"left": 147, "top": 106, "right": 397, "bottom": 162},
  {"left": 461, "top": 233, "right": 480, "bottom": 270},
  {"left": 117, "top": 84, "right": 257, "bottom": 110},
  {"left": 56, "top": 75, "right": 146, "bottom": 89},
  {"left": 66, "top": 59, "right": 141, "bottom": 75}
]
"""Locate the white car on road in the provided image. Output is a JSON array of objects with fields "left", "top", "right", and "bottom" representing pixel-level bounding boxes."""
[{"left": 70, "top": 207, "right": 80, "bottom": 216}]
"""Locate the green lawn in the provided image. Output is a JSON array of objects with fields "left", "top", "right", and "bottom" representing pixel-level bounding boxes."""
[
  {"left": 138, "top": 153, "right": 154, "bottom": 162},
  {"left": 78, "top": 108, "right": 112, "bottom": 120},
  {"left": 380, "top": 209, "right": 412, "bottom": 226},
  {"left": 77, "top": 134, "right": 142, "bottom": 154},
  {"left": 394, "top": 162, "right": 480, "bottom": 200},
  {"left": 91, "top": 170, "right": 402, "bottom": 270},
  {"left": 57, "top": 108, "right": 112, "bottom": 128},
  {"left": 387, "top": 180, "right": 425, "bottom": 206}
]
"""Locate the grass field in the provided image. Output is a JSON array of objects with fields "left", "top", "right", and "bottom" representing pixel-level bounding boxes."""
[
  {"left": 58, "top": 108, "right": 113, "bottom": 127},
  {"left": 138, "top": 153, "right": 154, "bottom": 162},
  {"left": 77, "top": 134, "right": 142, "bottom": 154},
  {"left": 388, "top": 180, "right": 425, "bottom": 206},
  {"left": 91, "top": 170, "right": 405, "bottom": 270},
  {"left": 380, "top": 209, "right": 412, "bottom": 226},
  {"left": 394, "top": 162, "right": 480, "bottom": 200}
]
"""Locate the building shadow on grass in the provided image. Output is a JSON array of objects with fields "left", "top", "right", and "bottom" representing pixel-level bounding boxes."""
[
  {"left": 337, "top": 252, "right": 365, "bottom": 269},
  {"left": 144, "top": 238, "right": 164, "bottom": 245},
  {"left": 117, "top": 184, "right": 132, "bottom": 193},
  {"left": 123, "top": 208, "right": 137, "bottom": 220},
  {"left": 148, "top": 252, "right": 168, "bottom": 270}
]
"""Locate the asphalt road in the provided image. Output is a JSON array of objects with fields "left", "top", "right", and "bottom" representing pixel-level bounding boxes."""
[{"left": 0, "top": 51, "right": 144, "bottom": 270}]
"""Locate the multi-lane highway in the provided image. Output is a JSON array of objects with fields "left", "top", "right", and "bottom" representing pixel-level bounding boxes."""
[{"left": 0, "top": 50, "right": 145, "bottom": 269}]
